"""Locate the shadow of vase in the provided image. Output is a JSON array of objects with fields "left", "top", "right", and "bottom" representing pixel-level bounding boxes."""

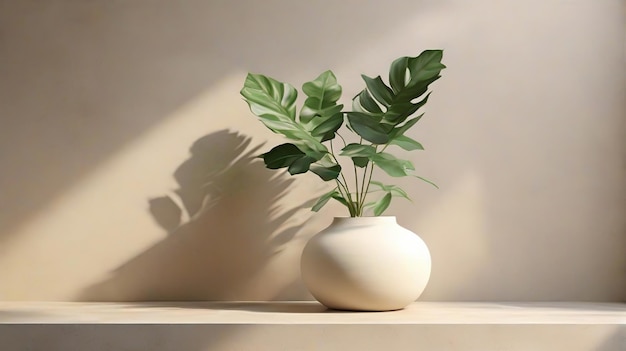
[{"left": 78, "top": 130, "right": 311, "bottom": 301}]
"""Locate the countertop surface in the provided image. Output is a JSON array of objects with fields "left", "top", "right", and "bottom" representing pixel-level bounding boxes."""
[{"left": 0, "top": 301, "right": 624, "bottom": 324}]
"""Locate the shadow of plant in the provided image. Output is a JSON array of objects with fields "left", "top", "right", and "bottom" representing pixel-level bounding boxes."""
[{"left": 79, "top": 130, "right": 308, "bottom": 301}]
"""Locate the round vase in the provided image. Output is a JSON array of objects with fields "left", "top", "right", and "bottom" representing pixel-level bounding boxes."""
[{"left": 300, "top": 216, "right": 431, "bottom": 311}]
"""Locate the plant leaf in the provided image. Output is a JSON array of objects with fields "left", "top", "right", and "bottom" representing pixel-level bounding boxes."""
[
  {"left": 370, "top": 152, "right": 414, "bottom": 177},
  {"left": 339, "top": 143, "right": 377, "bottom": 157},
  {"left": 353, "top": 89, "right": 383, "bottom": 114},
  {"left": 288, "top": 156, "right": 316, "bottom": 175},
  {"left": 373, "top": 192, "right": 393, "bottom": 216},
  {"left": 413, "top": 175, "right": 439, "bottom": 189},
  {"left": 347, "top": 112, "right": 390, "bottom": 144},
  {"left": 261, "top": 143, "right": 305, "bottom": 169},
  {"left": 310, "top": 112, "right": 343, "bottom": 141},
  {"left": 369, "top": 181, "right": 412, "bottom": 200},
  {"left": 389, "top": 135, "right": 424, "bottom": 151},
  {"left": 312, "top": 188, "right": 340, "bottom": 212},
  {"left": 390, "top": 114, "right": 423, "bottom": 139},
  {"left": 389, "top": 56, "right": 409, "bottom": 93},
  {"left": 352, "top": 157, "right": 369, "bottom": 168},
  {"left": 361, "top": 75, "right": 393, "bottom": 107},
  {"left": 241, "top": 73, "right": 328, "bottom": 157},
  {"left": 310, "top": 164, "right": 341, "bottom": 181}
]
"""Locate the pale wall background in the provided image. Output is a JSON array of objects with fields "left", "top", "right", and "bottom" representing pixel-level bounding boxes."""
[{"left": 0, "top": 0, "right": 624, "bottom": 301}]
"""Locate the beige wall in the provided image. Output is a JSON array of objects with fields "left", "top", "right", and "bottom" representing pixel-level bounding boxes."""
[{"left": 0, "top": 0, "right": 624, "bottom": 301}]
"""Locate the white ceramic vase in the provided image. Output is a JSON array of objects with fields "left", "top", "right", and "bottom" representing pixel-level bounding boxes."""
[{"left": 300, "top": 216, "right": 431, "bottom": 311}]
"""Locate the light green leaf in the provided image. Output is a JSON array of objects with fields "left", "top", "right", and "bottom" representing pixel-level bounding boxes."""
[
  {"left": 300, "top": 71, "right": 344, "bottom": 142},
  {"left": 389, "top": 135, "right": 424, "bottom": 151},
  {"left": 241, "top": 73, "right": 328, "bottom": 156},
  {"left": 312, "top": 188, "right": 340, "bottom": 212},
  {"left": 373, "top": 192, "right": 393, "bottom": 216},
  {"left": 370, "top": 152, "right": 414, "bottom": 177},
  {"left": 369, "top": 181, "right": 411, "bottom": 200},
  {"left": 339, "top": 143, "right": 377, "bottom": 157},
  {"left": 413, "top": 175, "right": 439, "bottom": 189}
]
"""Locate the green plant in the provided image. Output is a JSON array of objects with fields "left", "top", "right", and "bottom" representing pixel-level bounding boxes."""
[{"left": 240, "top": 50, "right": 445, "bottom": 217}]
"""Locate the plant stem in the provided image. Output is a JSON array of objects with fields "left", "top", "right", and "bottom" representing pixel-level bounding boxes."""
[{"left": 329, "top": 138, "right": 357, "bottom": 216}]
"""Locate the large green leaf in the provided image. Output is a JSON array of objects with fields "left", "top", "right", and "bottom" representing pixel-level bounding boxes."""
[
  {"left": 241, "top": 73, "right": 327, "bottom": 158},
  {"left": 299, "top": 70, "right": 344, "bottom": 141},
  {"left": 353, "top": 50, "right": 445, "bottom": 143}
]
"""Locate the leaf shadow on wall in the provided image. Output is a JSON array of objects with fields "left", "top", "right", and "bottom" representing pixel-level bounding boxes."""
[{"left": 78, "top": 130, "right": 308, "bottom": 301}]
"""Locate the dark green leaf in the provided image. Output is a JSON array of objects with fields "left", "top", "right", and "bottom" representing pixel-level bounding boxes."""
[
  {"left": 310, "top": 112, "right": 343, "bottom": 140},
  {"left": 373, "top": 192, "right": 393, "bottom": 216},
  {"left": 353, "top": 89, "right": 383, "bottom": 114},
  {"left": 347, "top": 112, "right": 390, "bottom": 144},
  {"left": 352, "top": 157, "right": 369, "bottom": 168},
  {"left": 331, "top": 193, "right": 351, "bottom": 208},
  {"left": 361, "top": 75, "right": 394, "bottom": 107},
  {"left": 339, "top": 143, "right": 377, "bottom": 157},
  {"left": 389, "top": 135, "right": 424, "bottom": 151},
  {"left": 389, "top": 56, "right": 409, "bottom": 93},
  {"left": 288, "top": 156, "right": 316, "bottom": 175},
  {"left": 310, "top": 164, "right": 341, "bottom": 181},
  {"left": 262, "top": 143, "right": 305, "bottom": 169}
]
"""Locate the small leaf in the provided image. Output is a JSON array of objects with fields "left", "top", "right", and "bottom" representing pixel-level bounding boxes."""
[
  {"left": 373, "top": 192, "right": 392, "bottom": 216},
  {"left": 347, "top": 112, "right": 390, "bottom": 144},
  {"left": 414, "top": 175, "right": 439, "bottom": 189},
  {"left": 339, "top": 143, "right": 377, "bottom": 157},
  {"left": 262, "top": 143, "right": 305, "bottom": 169},
  {"left": 352, "top": 157, "right": 369, "bottom": 168},
  {"left": 369, "top": 181, "right": 411, "bottom": 201},
  {"left": 312, "top": 188, "right": 340, "bottom": 212},
  {"left": 389, "top": 135, "right": 424, "bottom": 151},
  {"left": 310, "top": 164, "right": 342, "bottom": 181}
]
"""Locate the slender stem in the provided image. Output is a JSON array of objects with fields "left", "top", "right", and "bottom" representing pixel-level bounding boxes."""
[
  {"left": 353, "top": 163, "right": 360, "bottom": 214},
  {"left": 336, "top": 132, "right": 347, "bottom": 147},
  {"left": 329, "top": 138, "right": 356, "bottom": 216}
]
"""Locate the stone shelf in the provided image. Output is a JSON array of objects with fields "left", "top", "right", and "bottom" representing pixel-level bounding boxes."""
[{"left": 0, "top": 302, "right": 624, "bottom": 350}]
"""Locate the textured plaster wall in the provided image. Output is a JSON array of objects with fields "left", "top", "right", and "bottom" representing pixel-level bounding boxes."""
[{"left": 0, "top": 0, "right": 624, "bottom": 301}]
